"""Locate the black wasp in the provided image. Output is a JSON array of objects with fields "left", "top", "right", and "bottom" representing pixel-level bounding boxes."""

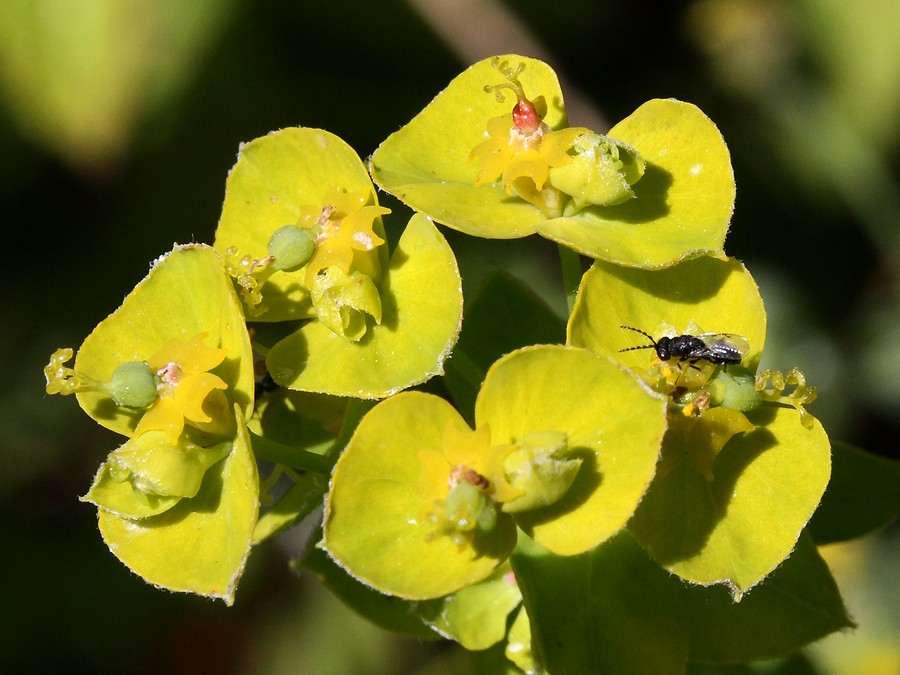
[
  {"left": 619, "top": 325, "right": 749, "bottom": 367},
  {"left": 254, "top": 366, "right": 280, "bottom": 399}
]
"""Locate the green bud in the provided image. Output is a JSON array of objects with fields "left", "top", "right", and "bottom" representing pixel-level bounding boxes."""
[
  {"left": 267, "top": 225, "right": 316, "bottom": 272},
  {"left": 107, "top": 361, "right": 158, "bottom": 408},
  {"left": 500, "top": 430, "right": 581, "bottom": 513}
]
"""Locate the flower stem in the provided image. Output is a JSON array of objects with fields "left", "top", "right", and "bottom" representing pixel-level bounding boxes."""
[
  {"left": 557, "top": 244, "right": 583, "bottom": 316},
  {"left": 249, "top": 430, "right": 336, "bottom": 474},
  {"left": 329, "top": 398, "right": 379, "bottom": 458}
]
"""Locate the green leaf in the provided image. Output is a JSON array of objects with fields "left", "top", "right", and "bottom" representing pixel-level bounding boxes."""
[
  {"left": 685, "top": 533, "right": 852, "bottom": 663},
  {"left": 538, "top": 99, "right": 734, "bottom": 266},
  {"left": 301, "top": 536, "right": 439, "bottom": 640},
  {"left": 569, "top": 256, "right": 831, "bottom": 595},
  {"left": 0, "top": 0, "right": 231, "bottom": 172},
  {"left": 323, "top": 392, "right": 517, "bottom": 600},
  {"left": 568, "top": 256, "right": 767, "bottom": 373},
  {"left": 370, "top": 54, "right": 566, "bottom": 239},
  {"left": 96, "top": 411, "right": 259, "bottom": 605},
  {"left": 512, "top": 530, "right": 848, "bottom": 673},
  {"left": 629, "top": 407, "right": 831, "bottom": 595},
  {"left": 808, "top": 441, "right": 900, "bottom": 544},
  {"left": 252, "top": 472, "right": 327, "bottom": 545},
  {"left": 266, "top": 213, "right": 463, "bottom": 398},
  {"left": 475, "top": 345, "right": 667, "bottom": 555},
  {"left": 511, "top": 531, "right": 689, "bottom": 675},
  {"left": 249, "top": 389, "right": 347, "bottom": 456},
  {"left": 214, "top": 127, "right": 389, "bottom": 322},
  {"left": 74, "top": 244, "right": 254, "bottom": 438},
  {"left": 417, "top": 564, "right": 522, "bottom": 650}
]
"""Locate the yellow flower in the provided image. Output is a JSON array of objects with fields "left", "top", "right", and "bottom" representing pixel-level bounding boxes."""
[
  {"left": 135, "top": 333, "right": 231, "bottom": 442},
  {"left": 472, "top": 115, "right": 584, "bottom": 195},
  {"left": 469, "top": 78, "right": 588, "bottom": 217},
  {"left": 417, "top": 423, "right": 523, "bottom": 509},
  {"left": 296, "top": 186, "right": 389, "bottom": 287}
]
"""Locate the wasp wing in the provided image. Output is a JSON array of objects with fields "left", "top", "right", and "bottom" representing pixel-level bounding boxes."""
[{"left": 696, "top": 333, "right": 751, "bottom": 359}]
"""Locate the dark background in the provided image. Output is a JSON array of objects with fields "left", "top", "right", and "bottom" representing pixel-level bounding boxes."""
[{"left": 3, "top": 1, "right": 898, "bottom": 672}]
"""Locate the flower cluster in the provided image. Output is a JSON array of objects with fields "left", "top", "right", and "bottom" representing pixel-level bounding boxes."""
[
  {"left": 470, "top": 58, "right": 645, "bottom": 217},
  {"left": 44, "top": 53, "right": 870, "bottom": 673},
  {"left": 44, "top": 246, "right": 258, "bottom": 604}
]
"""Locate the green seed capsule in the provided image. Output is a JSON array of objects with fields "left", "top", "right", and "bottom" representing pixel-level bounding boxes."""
[
  {"left": 108, "top": 361, "right": 158, "bottom": 408},
  {"left": 444, "top": 481, "right": 497, "bottom": 535},
  {"left": 707, "top": 371, "right": 764, "bottom": 411},
  {"left": 267, "top": 225, "right": 316, "bottom": 272}
]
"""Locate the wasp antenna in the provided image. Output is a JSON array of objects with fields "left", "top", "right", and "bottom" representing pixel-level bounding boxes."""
[
  {"left": 619, "top": 325, "right": 655, "bottom": 340},
  {"left": 619, "top": 344, "right": 655, "bottom": 353},
  {"left": 618, "top": 325, "right": 659, "bottom": 353}
]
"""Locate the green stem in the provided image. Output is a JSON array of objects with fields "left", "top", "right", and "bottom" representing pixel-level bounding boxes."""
[
  {"left": 248, "top": 430, "right": 336, "bottom": 474},
  {"left": 329, "top": 398, "right": 379, "bottom": 458},
  {"left": 251, "top": 340, "right": 271, "bottom": 358},
  {"left": 557, "top": 244, "right": 583, "bottom": 316}
]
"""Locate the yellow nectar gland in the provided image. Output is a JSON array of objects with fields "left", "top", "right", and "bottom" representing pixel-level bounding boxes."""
[
  {"left": 297, "top": 186, "right": 388, "bottom": 288},
  {"left": 134, "top": 333, "right": 232, "bottom": 442}
]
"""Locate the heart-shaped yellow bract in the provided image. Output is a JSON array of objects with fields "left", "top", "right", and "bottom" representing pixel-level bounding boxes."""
[
  {"left": 266, "top": 213, "right": 463, "bottom": 398},
  {"left": 475, "top": 345, "right": 667, "bottom": 555},
  {"left": 538, "top": 99, "right": 735, "bottom": 267},
  {"left": 323, "top": 344, "right": 667, "bottom": 599},
  {"left": 323, "top": 391, "right": 517, "bottom": 600},
  {"left": 568, "top": 256, "right": 830, "bottom": 596},
  {"left": 629, "top": 406, "right": 830, "bottom": 597},
  {"left": 370, "top": 54, "right": 567, "bottom": 240},
  {"left": 68, "top": 245, "right": 258, "bottom": 602},
  {"left": 568, "top": 255, "right": 766, "bottom": 373},
  {"left": 371, "top": 54, "right": 733, "bottom": 267},
  {"left": 73, "top": 244, "right": 254, "bottom": 439},
  {"left": 214, "top": 127, "right": 389, "bottom": 322},
  {"left": 97, "top": 410, "right": 259, "bottom": 605}
]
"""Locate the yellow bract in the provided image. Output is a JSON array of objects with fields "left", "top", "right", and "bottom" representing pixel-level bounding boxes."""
[{"left": 660, "top": 407, "right": 755, "bottom": 481}]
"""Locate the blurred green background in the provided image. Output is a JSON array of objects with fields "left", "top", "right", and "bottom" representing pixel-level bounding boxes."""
[{"left": 3, "top": 0, "right": 898, "bottom": 673}]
